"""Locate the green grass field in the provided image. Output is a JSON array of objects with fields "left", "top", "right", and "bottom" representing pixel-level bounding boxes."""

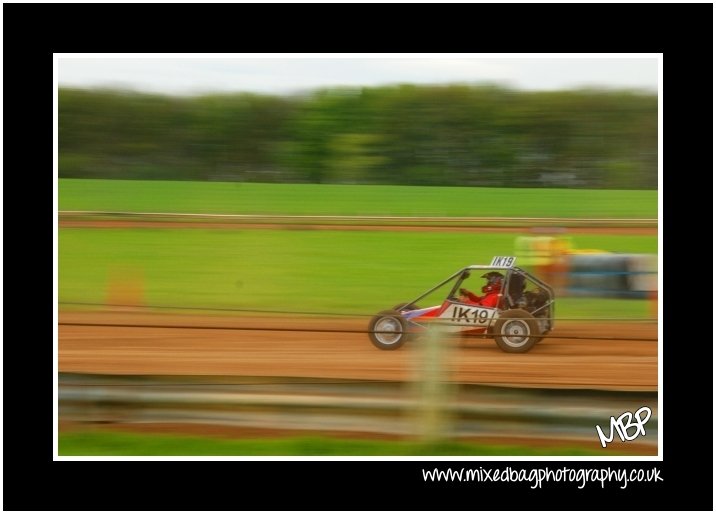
[
  {"left": 59, "top": 179, "right": 658, "bottom": 218},
  {"left": 59, "top": 179, "right": 658, "bottom": 318},
  {"left": 58, "top": 430, "right": 605, "bottom": 456},
  {"left": 59, "top": 227, "right": 657, "bottom": 318}
]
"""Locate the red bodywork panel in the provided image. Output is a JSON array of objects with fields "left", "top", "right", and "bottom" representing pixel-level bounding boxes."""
[{"left": 406, "top": 301, "right": 490, "bottom": 335}]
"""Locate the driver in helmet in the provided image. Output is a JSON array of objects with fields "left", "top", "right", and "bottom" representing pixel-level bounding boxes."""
[{"left": 459, "top": 271, "right": 504, "bottom": 308}]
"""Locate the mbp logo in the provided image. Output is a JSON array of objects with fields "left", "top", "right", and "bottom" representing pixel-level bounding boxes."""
[{"left": 596, "top": 407, "right": 652, "bottom": 448}]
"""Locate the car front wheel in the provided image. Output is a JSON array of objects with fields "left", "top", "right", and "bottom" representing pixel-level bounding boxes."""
[{"left": 369, "top": 310, "right": 408, "bottom": 350}]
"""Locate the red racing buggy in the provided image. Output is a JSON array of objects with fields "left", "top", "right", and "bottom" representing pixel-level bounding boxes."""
[{"left": 368, "top": 256, "right": 555, "bottom": 353}]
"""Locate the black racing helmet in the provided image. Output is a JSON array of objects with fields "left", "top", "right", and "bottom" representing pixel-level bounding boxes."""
[{"left": 481, "top": 271, "right": 504, "bottom": 293}]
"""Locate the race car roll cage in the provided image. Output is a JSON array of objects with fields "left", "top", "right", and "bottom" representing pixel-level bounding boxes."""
[{"left": 401, "top": 265, "right": 555, "bottom": 324}]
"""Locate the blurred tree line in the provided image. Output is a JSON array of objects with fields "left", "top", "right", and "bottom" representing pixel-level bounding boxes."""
[{"left": 59, "top": 85, "right": 656, "bottom": 189}]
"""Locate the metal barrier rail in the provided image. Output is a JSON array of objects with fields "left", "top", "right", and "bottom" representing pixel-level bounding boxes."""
[{"left": 59, "top": 373, "right": 658, "bottom": 445}]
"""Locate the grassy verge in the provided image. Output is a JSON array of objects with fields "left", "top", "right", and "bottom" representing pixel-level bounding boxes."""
[
  {"left": 59, "top": 430, "right": 606, "bottom": 456},
  {"left": 59, "top": 179, "right": 658, "bottom": 218}
]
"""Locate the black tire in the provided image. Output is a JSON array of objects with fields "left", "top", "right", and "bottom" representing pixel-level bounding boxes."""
[
  {"left": 493, "top": 309, "right": 540, "bottom": 353},
  {"left": 534, "top": 314, "right": 552, "bottom": 344},
  {"left": 369, "top": 310, "right": 408, "bottom": 350},
  {"left": 392, "top": 303, "right": 420, "bottom": 311},
  {"left": 535, "top": 326, "right": 551, "bottom": 344}
]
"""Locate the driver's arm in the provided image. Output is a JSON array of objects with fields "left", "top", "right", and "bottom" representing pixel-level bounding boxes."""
[{"left": 459, "top": 288, "right": 481, "bottom": 303}]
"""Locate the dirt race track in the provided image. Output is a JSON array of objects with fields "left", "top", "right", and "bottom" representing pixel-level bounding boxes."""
[{"left": 59, "top": 310, "right": 657, "bottom": 391}]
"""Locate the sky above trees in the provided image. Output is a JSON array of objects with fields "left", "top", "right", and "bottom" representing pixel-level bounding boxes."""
[{"left": 57, "top": 54, "right": 659, "bottom": 97}]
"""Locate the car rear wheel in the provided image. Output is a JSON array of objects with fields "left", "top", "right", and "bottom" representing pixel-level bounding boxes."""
[
  {"left": 493, "top": 309, "right": 539, "bottom": 353},
  {"left": 369, "top": 310, "right": 408, "bottom": 350}
]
